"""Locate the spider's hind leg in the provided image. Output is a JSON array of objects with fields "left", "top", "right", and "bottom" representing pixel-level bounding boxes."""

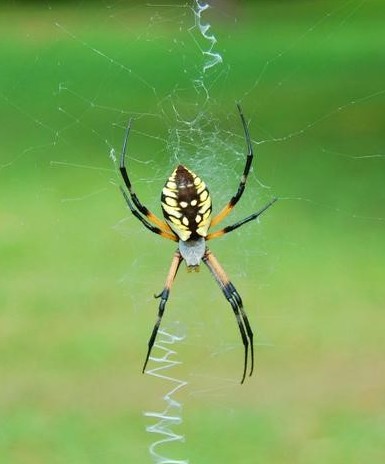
[
  {"left": 203, "top": 249, "right": 254, "bottom": 384},
  {"left": 142, "top": 251, "right": 183, "bottom": 373}
]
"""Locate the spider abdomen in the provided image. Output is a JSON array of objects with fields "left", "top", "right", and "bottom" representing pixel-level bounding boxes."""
[{"left": 161, "top": 165, "right": 212, "bottom": 241}]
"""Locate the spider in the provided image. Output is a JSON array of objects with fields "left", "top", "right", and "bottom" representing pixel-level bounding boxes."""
[{"left": 119, "top": 104, "right": 277, "bottom": 384}]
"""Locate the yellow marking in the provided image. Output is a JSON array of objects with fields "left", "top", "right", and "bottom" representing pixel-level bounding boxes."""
[
  {"left": 167, "top": 181, "right": 177, "bottom": 189},
  {"left": 197, "top": 224, "right": 209, "bottom": 237},
  {"left": 167, "top": 219, "right": 191, "bottom": 241},
  {"left": 197, "top": 212, "right": 211, "bottom": 235},
  {"left": 197, "top": 183, "right": 206, "bottom": 194},
  {"left": 162, "top": 203, "right": 182, "bottom": 218},
  {"left": 200, "top": 190, "right": 208, "bottom": 201},
  {"left": 195, "top": 214, "right": 202, "bottom": 223},
  {"left": 190, "top": 199, "right": 197, "bottom": 206},
  {"left": 178, "top": 230, "right": 192, "bottom": 241},
  {"left": 180, "top": 201, "right": 188, "bottom": 208},
  {"left": 165, "top": 196, "right": 178, "bottom": 207},
  {"left": 199, "top": 197, "right": 211, "bottom": 214},
  {"left": 203, "top": 210, "right": 211, "bottom": 220},
  {"left": 197, "top": 214, "right": 211, "bottom": 235},
  {"left": 162, "top": 187, "right": 177, "bottom": 198},
  {"left": 194, "top": 176, "right": 202, "bottom": 186},
  {"left": 169, "top": 216, "right": 185, "bottom": 227},
  {"left": 182, "top": 216, "right": 189, "bottom": 226}
]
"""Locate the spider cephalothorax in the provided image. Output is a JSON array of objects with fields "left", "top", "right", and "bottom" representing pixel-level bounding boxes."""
[{"left": 119, "top": 104, "right": 277, "bottom": 383}]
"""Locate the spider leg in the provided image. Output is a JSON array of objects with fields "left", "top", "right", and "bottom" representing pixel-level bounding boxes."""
[
  {"left": 210, "top": 103, "right": 254, "bottom": 228},
  {"left": 119, "top": 120, "right": 173, "bottom": 234},
  {"left": 207, "top": 197, "right": 277, "bottom": 240},
  {"left": 142, "top": 251, "right": 183, "bottom": 373},
  {"left": 203, "top": 248, "right": 253, "bottom": 384},
  {"left": 120, "top": 187, "right": 177, "bottom": 241}
]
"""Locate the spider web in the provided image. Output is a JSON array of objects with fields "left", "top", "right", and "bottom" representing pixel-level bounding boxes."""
[{"left": 1, "top": 0, "right": 384, "bottom": 463}]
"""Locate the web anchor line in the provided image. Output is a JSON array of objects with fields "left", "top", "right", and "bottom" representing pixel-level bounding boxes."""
[{"left": 143, "top": 329, "right": 189, "bottom": 464}]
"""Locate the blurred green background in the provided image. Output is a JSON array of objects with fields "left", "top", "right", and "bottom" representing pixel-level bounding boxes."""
[{"left": 1, "top": 1, "right": 384, "bottom": 463}]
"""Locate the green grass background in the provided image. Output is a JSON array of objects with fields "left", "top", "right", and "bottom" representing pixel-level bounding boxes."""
[{"left": 1, "top": 1, "right": 384, "bottom": 463}]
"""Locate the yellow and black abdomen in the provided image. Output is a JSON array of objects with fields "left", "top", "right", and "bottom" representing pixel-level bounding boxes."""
[{"left": 161, "top": 165, "right": 212, "bottom": 241}]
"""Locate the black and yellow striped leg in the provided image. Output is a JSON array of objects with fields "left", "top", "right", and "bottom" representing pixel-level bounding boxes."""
[
  {"left": 120, "top": 187, "right": 177, "bottom": 241},
  {"left": 203, "top": 249, "right": 253, "bottom": 384},
  {"left": 210, "top": 103, "right": 254, "bottom": 228},
  {"left": 119, "top": 119, "right": 174, "bottom": 233},
  {"left": 207, "top": 197, "right": 277, "bottom": 240},
  {"left": 142, "top": 251, "right": 183, "bottom": 373},
  {"left": 227, "top": 281, "right": 254, "bottom": 377}
]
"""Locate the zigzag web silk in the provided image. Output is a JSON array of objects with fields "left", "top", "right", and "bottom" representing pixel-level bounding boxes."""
[
  {"left": 142, "top": 2, "right": 222, "bottom": 463},
  {"left": 143, "top": 329, "right": 189, "bottom": 464}
]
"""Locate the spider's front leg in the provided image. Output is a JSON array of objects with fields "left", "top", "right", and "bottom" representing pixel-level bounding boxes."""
[
  {"left": 142, "top": 251, "right": 183, "bottom": 373},
  {"left": 203, "top": 249, "right": 254, "bottom": 384}
]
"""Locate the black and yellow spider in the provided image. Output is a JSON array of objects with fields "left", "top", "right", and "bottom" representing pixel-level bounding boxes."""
[{"left": 119, "top": 104, "right": 277, "bottom": 383}]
